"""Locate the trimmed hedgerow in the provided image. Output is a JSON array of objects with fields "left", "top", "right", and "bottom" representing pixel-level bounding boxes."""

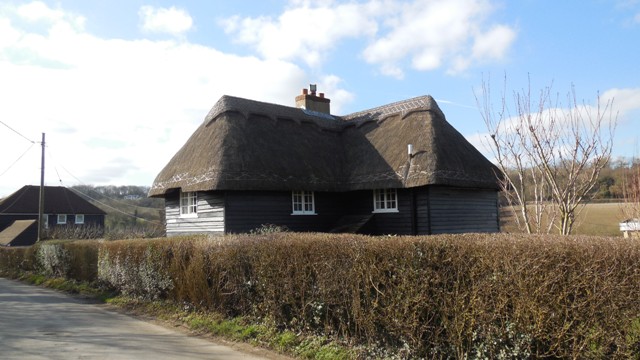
[{"left": 1, "top": 233, "right": 640, "bottom": 359}]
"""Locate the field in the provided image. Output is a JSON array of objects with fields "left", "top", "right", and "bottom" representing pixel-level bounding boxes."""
[{"left": 501, "top": 202, "right": 626, "bottom": 236}]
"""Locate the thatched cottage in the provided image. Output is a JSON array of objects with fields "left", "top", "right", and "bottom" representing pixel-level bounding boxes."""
[{"left": 149, "top": 87, "right": 500, "bottom": 236}]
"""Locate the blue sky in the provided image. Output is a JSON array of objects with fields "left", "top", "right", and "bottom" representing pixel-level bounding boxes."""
[{"left": 1, "top": 0, "right": 639, "bottom": 197}]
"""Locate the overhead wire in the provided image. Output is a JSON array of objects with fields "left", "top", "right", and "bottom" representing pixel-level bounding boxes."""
[
  {"left": 52, "top": 158, "right": 160, "bottom": 212},
  {"left": 46, "top": 147, "right": 163, "bottom": 226},
  {"left": 0, "top": 119, "right": 36, "bottom": 144},
  {"left": 66, "top": 186, "right": 163, "bottom": 226},
  {"left": 0, "top": 131, "right": 165, "bottom": 229},
  {"left": 0, "top": 142, "right": 36, "bottom": 178},
  {"left": 57, "top": 165, "right": 217, "bottom": 232}
]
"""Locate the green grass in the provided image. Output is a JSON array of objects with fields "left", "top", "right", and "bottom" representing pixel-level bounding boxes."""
[
  {"left": 574, "top": 202, "right": 625, "bottom": 236},
  {"left": 13, "top": 274, "right": 355, "bottom": 359},
  {"left": 19, "top": 273, "right": 113, "bottom": 298},
  {"left": 501, "top": 202, "right": 625, "bottom": 236}
]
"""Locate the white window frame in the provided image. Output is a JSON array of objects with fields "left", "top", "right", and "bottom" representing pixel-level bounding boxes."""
[
  {"left": 180, "top": 191, "right": 198, "bottom": 218},
  {"left": 291, "top": 191, "right": 316, "bottom": 215},
  {"left": 57, "top": 214, "right": 67, "bottom": 224},
  {"left": 44, "top": 214, "right": 49, "bottom": 229},
  {"left": 372, "top": 189, "right": 399, "bottom": 213},
  {"left": 75, "top": 214, "right": 85, "bottom": 224}
]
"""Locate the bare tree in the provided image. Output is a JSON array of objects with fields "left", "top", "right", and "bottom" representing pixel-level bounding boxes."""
[{"left": 477, "top": 75, "right": 616, "bottom": 235}]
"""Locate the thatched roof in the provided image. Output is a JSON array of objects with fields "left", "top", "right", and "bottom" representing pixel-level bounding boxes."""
[{"left": 149, "top": 95, "right": 499, "bottom": 196}]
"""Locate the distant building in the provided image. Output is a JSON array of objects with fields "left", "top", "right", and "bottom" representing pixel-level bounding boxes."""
[
  {"left": 620, "top": 218, "right": 640, "bottom": 239},
  {"left": 149, "top": 87, "right": 501, "bottom": 236},
  {"left": 0, "top": 185, "right": 106, "bottom": 246}
]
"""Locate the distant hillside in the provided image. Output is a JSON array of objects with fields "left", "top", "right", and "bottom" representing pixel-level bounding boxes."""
[{"left": 70, "top": 185, "right": 164, "bottom": 231}]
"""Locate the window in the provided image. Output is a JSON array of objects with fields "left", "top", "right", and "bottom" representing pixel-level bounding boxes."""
[
  {"left": 180, "top": 191, "right": 197, "bottom": 217},
  {"left": 57, "top": 214, "right": 67, "bottom": 224},
  {"left": 292, "top": 191, "right": 315, "bottom": 215},
  {"left": 373, "top": 189, "right": 398, "bottom": 213},
  {"left": 43, "top": 215, "right": 49, "bottom": 229},
  {"left": 75, "top": 214, "right": 85, "bottom": 224}
]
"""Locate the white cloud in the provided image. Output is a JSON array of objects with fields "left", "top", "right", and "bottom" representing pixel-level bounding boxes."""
[
  {"left": 221, "top": 1, "right": 384, "bottom": 68},
  {"left": 472, "top": 24, "right": 516, "bottom": 61},
  {"left": 16, "top": 1, "right": 64, "bottom": 22},
  {"left": 601, "top": 87, "right": 640, "bottom": 116},
  {"left": 139, "top": 5, "right": 193, "bottom": 36},
  {"left": 0, "top": 2, "right": 355, "bottom": 197},
  {"left": 364, "top": 0, "right": 516, "bottom": 77},
  {"left": 470, "top": 86, "right": 640, "bottom": 165},
  {"left": 222, "top": 0, "right": 516, "bottom": 77},
  {"left": 16, "top": 1, "right": 85, "bottom": 29}
]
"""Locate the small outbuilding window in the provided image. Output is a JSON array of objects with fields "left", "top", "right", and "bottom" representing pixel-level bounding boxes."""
[
  {"left": 373, "top": 189, "right": 398, "bottom": 213},
  {"left": 180, "top": 191, "right": 198, "bottom": 217},
  {"left": 292, "top": 191, "right": 315, "bottom": 215},
  {"left": 57, "top": 214, "right": 67, "bottom": 224},
  {"left": 75, "top": 214, "right": 85, "bottom": 224}
]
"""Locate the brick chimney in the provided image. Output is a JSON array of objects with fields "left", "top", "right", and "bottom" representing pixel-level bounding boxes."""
[{"left": 295, "top": 84, "right": 330, "bottom": 114}]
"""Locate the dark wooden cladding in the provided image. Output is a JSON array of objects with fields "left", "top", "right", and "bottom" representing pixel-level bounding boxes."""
[
  {"left": 428, "top": 187, "right": 499, "bottom": 234},
  {"left": 368, "top": 189, "right": 413, "bottom": 235},
  {"left": 48, "top": 214, "right": 104, "bottom": 227},
  {"left": 165, "top": 191, "right": 224, "bottom": 237},
  {"left": 225, "top": 191, "right": 344, "bottom": 233},
  {"left": 164, "top": 185, "right": 499, "bottom": 236}
]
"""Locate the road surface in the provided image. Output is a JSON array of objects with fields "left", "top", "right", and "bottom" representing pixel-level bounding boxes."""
[{"left": 0, "top": 277, "right": 272, "bottom": 359}]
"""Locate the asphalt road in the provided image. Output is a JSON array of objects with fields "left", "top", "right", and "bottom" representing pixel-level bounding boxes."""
[{"left": 0, "top": 277, "right": 269, "bottom": 360}]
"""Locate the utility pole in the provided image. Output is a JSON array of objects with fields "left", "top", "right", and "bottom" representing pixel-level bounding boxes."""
[{"left": 37, "top": 133, "right": 45, "bottom": 242}]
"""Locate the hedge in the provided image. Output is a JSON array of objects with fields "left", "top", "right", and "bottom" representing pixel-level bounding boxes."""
[{"left": 1, "top": 233, "right": 639, "bottom": 359}]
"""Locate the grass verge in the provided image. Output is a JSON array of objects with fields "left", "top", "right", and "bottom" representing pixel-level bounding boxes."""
[{"left": 5, "top": 272, "right": 355, "bottom": 360}]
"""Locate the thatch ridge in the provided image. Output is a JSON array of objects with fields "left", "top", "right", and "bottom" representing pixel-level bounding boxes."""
[
  {"left": 342, "top": 95, "right": 443, "bottom": 123},
  {"left": 149, "top": 95, "right": 499, "bottom": 196}
]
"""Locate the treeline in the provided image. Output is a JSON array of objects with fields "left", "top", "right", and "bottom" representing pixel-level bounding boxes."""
[
  {"left": 504, "top": 156, "right": 639, "bottom": 204},
  {"left": 71, "top": 184, "right": 162, "bottom": 208},
  {"left": 593, "top": 157, "right": 640, "bottom": 199},
  {"left": 71, "top": 185, "right": 164, "bottom": 237}
]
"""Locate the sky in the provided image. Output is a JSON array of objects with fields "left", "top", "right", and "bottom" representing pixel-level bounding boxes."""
[{"left": 1, "top": 0, "right": 639, "bottom": 198}]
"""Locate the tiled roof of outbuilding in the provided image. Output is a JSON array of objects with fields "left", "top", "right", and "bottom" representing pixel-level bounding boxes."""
[{"left": 0, "top": 186, "right": 106, "bottom": 215}]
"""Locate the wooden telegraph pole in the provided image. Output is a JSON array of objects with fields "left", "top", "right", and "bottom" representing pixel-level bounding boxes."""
[{"left": 37, "top": 133, "right": 45, "bottom": 242}]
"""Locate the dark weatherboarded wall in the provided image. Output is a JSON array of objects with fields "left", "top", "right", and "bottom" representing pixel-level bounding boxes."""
[
  {"left": 425, "top": 186, "right": 499, "bottom": 234},
  {"left": 225, "top": 191, "right": 345, "bottom": 233},
  {"left": 164, "top": 186, "right": 498, "bottom": 236}
]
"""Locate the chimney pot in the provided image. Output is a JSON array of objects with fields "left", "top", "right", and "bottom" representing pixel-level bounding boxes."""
[{"left": 295, "top": 84, "right": 331, "bottom": 114}]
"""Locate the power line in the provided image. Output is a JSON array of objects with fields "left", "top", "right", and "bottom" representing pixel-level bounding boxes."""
[
  {"left": 0, "top": 143, "right": 36, "bottom": 178},
  {"left": 48, "top": 152, "right": 163, "bottom": 225},
  {"left": 0, "top": 119, "right": 36, "bottom": 144},
  {"left": 66, "top": 186, "right": 163, "bottom": 226}
]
